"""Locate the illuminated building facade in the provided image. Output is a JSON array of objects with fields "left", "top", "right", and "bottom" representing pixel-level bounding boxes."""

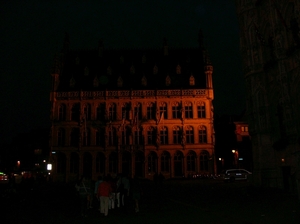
[
  {"left": 235, "top": 0, "right": 300, "bottom": 194},
  {"left": 49, "top": 32, "right": 215, "bottom": 182}
]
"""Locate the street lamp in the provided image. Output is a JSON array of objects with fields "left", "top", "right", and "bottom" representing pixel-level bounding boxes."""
[{"left": 232, "top": 150, "right": 238, "bottom": 168}]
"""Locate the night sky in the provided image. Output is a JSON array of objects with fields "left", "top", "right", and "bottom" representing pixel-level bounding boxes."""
[{"left": 0, "top": 0, "right": 245, "bottom": 145}]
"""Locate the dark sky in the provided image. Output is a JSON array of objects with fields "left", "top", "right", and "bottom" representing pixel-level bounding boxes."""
[{"left": 0, "top": 0, "right": 245, "bottom": 145}]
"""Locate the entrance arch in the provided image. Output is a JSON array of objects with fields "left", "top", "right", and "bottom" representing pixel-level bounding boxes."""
[{"left": 174, "top": 151, "right": 184, "bottom": 177}]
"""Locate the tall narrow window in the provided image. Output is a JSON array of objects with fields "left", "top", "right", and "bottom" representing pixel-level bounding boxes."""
[
  {"left": 147, "top": 127, "right": 155, "bottom": 145},
  {"left": 173, "top": 126, "right": 181, "bottom": 144},
  {"left": 187, "top": 151, "right": 196, "bottom": 171},
  {"left": 122, "top": 103, "right": 130, "bottom": 120},
  {"left": 199, "top": 126, "right": 207, "bottom": 143},
  {"left": 108, "top": 127, "right": 117, "bottom": 146},
  {"left": 134, "top": 128, "right": 143, "bottom": 145},
  {"left": 70, "top": 128, "right": 79, "bottom": 147},
  {"left": 96, "top": 152, "right": 105, "bottom": 173},
  {"left": 71, "top": 103, "right": 80, "bottom": 121},
  {"left": 109, "top": 152, "right": 117, "bottom": 173},
  {"left": 197, "top": 102, "right": 206, "bottom": 118},
  {"left": 160, "top": 126, "right": 168, "bottom": 145},
  {"left": 159, "top": 102, "right": 168, "bottom": 119},
  {"left": 134, "top": 103, "right": 142, "bottom": 120},
  {"left": 121, "top": 127, "right": 130, "bottom": 145},
  {"left": 108, "top": 103, "right": 116, "bottom": 121},
  {"left": 172, "top": 102, "right": 180, "bottom": 119},
  {"left": 148, "top": 152, "right": 157, "bottom": 173},
  {"left": 82, "top": 128, "right": 90, "bottom": 146},
  {"left": 97, "top": 103, "right": 106, "bottom": 121},
  {"left": 84, "top": 104, "right": 91, "bottom": 120},
  {"left": 186, "top": 126, "right": 194, "bottom": 144},
  {"left": 161, "top": 151, "right": 170, "bottom": 172},
  {"left": 184, "top": 102, "right": 193, "bottom": 118},
  {"left": 57, "top": 128, "right": 65, "bottom": 146},
  {"left": 200, "top": 151, "right": 209, "bottom": 171},
  {"left": 147, "top": 103, "right": 155, "bottom": 120},
  {"left": 58, "top": 104, "right": 66, "bottom": 121},
  {"left": 189, "top": 75, "right": 195, "bottom": 86},
  {"left": 96, "top": 128, "right": 105, "bottom": 146}
]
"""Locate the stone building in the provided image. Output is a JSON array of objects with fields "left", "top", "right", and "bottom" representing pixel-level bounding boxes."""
[
  {"left": 49, "top": 31, "right": 215, "bottom": 182},
  {"left": 235, "top": 0, "right": 300, "bottom": 195}
]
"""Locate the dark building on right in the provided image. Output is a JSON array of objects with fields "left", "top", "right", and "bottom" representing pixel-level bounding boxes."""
[{"left": 235, "top": 0, "right": 300, "bottom": 196}]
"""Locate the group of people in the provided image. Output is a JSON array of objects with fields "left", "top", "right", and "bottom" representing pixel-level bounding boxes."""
[{"left": 76, "top": 173, "right": 142, "bottom": 217}]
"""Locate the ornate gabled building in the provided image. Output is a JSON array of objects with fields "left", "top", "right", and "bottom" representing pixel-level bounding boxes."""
[
  {"left": 49, "top": 31, "right": 216, "bottom": 182},
  {"left": 235, "top": 0, "right": 300, "bottom": 195}
]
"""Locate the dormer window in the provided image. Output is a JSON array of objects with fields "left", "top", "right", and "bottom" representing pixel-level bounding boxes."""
[
  {"left": 117, "top": 76, "right": 123, "bottom": 87},
  {"left": 166, "top": 75, "right": 171, "bottom": 86},
  {"left": 141, "top": 75, "right": 147, "bottom": 86},
  {"left": 153, "top": 64, "right": 158, "bottom": 75},
  {"left": 189, "top": 75, "right": 195, "bottom": 86},
  {"left": 107, "top": 66, "right": 112, "bottom": 75},
  {"left": 93, "top": 76, "right": 99, "bottom": 87},
  {"left": 70, "top": 76, "right": 75, "bottom": 87},
  {"left": 84, "top": 67, "right": 89, "bottom": 76},
  {"left": 176, "top": 64, "right": 181, "bottom": 74},
  {"left": 130, "top": 65, "right": 135, "bottom": 74}
]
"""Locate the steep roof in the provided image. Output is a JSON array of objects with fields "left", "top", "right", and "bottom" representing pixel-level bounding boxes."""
[{"left": 56, "top": 46, "right": 210, "bottom": 91}]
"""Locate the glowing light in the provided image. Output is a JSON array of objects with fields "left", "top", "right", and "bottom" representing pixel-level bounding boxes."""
[
  {"left": 281, "top": 158, "right": 285, "bottom": 162},
  {"left": 47, "top": 164, "right": 52, "bottom": 171},
  {"left": 232, "top": 150, "right": 236, "bottom": 153}
]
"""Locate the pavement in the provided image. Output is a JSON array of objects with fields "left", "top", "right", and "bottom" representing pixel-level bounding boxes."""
[{"left": 1, "top": 178, "right": 300, "bottom": 224}]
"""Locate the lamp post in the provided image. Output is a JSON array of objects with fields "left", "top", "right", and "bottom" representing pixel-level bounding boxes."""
[{"left": 232, "top": 150, "right": 238, "bottom": 168}]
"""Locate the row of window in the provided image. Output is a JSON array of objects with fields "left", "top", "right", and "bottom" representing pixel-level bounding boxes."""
[
  {"left": 57, "top": 101, "right": 206, "bottom": 121},
  {"left": 57, "top": 125, "right": 208, "bottom": 146},
  {"left": 56, "top": 150, "right": 210, "bottom": 174}
]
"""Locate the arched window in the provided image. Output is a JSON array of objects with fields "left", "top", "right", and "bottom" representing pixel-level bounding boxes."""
[
  {"left": 159, "top": 102, "right": 168, "bottom": 119},
  {"left": 70, "top": 152, "right": 79, "bottom": 174},
  {"left": 71, "top": 103, "right": 80, "bottom": 121},
  {"left": 57, "top": 128, "right": 65, "bottom": 146},
  {"left": 95, "top": 128, "right": 105, "bottom": 146},
  {"left": 160, "top": 126, "right": 168, "bottom": 145},
  {"left": 108, "top": 103, "right": 116, "bottom": 121},
  {"left": 173, "top": 126, "right": 181, "bottom": 144},
  {"left": 189, "top": 75, "right": 195, "bottom": 86},
  {"left": 93, "top": 76, "right": 99, "bottom": 87},
  {"left": 58, "top": 104, "right": 66, "bottom": 121},
  {"left": 117, "top": 76, "right": 123, "bottom": 87},
  {"left": 141, "top": 75, "right": 147, "bottom": 86},
  {"left": 187, "top": 151, "right": 196, "bottom": 172},
  {"left": 185, "top": 126, "right": 194, "bottom": 144},
  {"left": 122, "top": 103, "right": 130, "bottom": 120},
  {"left": 121, "top": 126, "right": 131, "bottom": 145},
  {"left": 134, "top": 103, "right": 142, "bottom": 120},
  {"left": 197, "top": 102, "right": 206, "bottom": 118},
  {"left": 109, "top": 152, "right": 118, "bottom": 173},
  {"left": 148, "top": 151, "right": 158, "bottom": 173},
  {"left": 134, "top": 127, "right": 143, "bottom": 145},
  {"left": 96, "top": 152, "right": 105, "bottom": 173},
  {"left": 97, "top": 103, "right": 106, "bottom": 120},
  {"left": 70, "top": 128, "right": 79, "bottom": 147},
  {"left": 199, "top": 126, "right": 207, "bottom": 143},
  {"left": 108, "top": 127, "right": 117, "bottom": 146},
  {"left": 161, "top": 151, "right": 170, "bottom": 172},
  {"left": 200, "top": 151, "right": 209, "bottom": 171},
  {"left": 166, "top": 75, "right": 171, "bottom": 86},
  {"left": 83, "top": 104, "right": 91, "bottom": 120},
  {"left": 146, "top": 102, "right": 156, "bottom": 120},
  {"left": 82, "top": 128, "right": 90, "bottom": 146},
  {"left": 147, "top": 127, "right": 155, "bottom": 145},
  {"left": 70, "top": 76, "right": 75, "bottom": 87},
  {"left": 184, "top": 102, "right": 193, "bottom": 118},
  {"left": 172, "top": 102, "right": 180, "bottom": 119},
  {"left": 84, "top": 66, "right": 89, "bottom": 76}
]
